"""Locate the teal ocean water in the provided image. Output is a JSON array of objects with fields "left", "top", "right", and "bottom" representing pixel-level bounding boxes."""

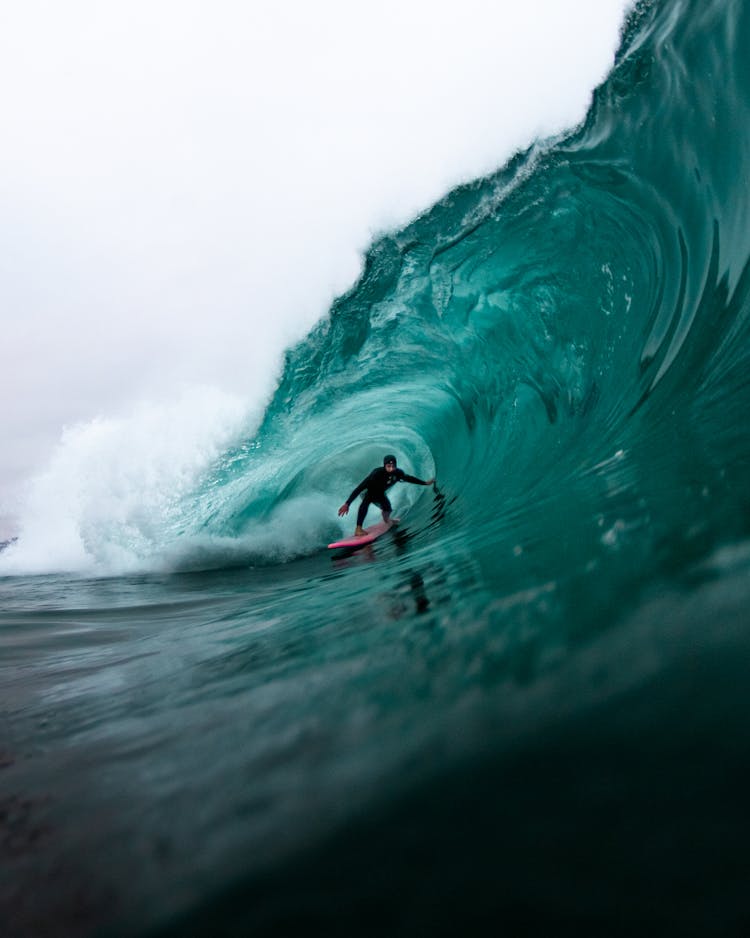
[{"left": 3, "top": 0, "right": 750, "bottom": 933}]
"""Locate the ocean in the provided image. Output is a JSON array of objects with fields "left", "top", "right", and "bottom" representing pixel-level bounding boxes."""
[{"left": 2, "top": 0, "right": 750, "bottom": 934}]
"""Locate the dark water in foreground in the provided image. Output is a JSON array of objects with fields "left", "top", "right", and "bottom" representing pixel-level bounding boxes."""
[{"left": 3, "top": 0, "right": 750, "bottom": 933}]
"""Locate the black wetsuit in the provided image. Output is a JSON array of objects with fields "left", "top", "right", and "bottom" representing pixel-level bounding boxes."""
[{"left": 345, "top": 466, "right": 426, "bottom": 527}]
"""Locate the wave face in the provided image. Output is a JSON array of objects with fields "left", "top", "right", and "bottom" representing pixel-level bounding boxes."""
[
  {"left": 3, "top": 1, "right": 750, "bottom": 935},
  {"left": 189, "top": 0, "right": 750, "bottom": 605}
]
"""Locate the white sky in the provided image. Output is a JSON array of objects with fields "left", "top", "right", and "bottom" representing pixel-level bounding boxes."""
[{"left": 0, "top": 0, "right": 632, "bottom": 536}]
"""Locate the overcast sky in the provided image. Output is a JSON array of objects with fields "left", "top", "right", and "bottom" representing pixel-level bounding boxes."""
[{"left": 0, "top": 1, "right": 632, "bottom": 537}]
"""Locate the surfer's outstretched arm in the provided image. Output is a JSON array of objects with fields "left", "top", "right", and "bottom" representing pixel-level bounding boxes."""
[{"left": 400, "top": 472, "right": 435, "bottom": 486}]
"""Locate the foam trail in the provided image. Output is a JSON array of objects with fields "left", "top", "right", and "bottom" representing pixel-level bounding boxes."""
[{"left": 0, "top": 388, "right": 248, "bottom": 575}]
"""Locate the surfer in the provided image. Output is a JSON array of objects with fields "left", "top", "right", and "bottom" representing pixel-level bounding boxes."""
[{"left": 338, "top": 454, "right": 435, "bottom": 537}]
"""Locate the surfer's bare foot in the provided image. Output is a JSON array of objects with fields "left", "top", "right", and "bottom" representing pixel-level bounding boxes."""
[{"left": 354, "top": 526, "right": 366, "bottom": 537}]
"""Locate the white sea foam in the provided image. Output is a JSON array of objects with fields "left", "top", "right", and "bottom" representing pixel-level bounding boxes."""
[{"left": 0, "top": 388, "right": 248, "bottom": 574}]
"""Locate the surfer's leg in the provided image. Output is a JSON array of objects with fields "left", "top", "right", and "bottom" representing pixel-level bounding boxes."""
[
  {"left": 380, "top": 496, "right": 392, "bottom": 524},
  {"left": 355, "top": 497, "right": 371, "bottom": 536}
]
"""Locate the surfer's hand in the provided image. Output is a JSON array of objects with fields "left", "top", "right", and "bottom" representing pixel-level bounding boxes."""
[
  {"left": 338, "top": 504, "right": 349, "bottom": 516},
  {"left": 425, "top": 478, "right": 435, "bottom": 486}
]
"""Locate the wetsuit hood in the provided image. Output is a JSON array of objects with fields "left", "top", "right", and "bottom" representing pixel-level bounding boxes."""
[{"left": 383, "top": 454, "right": 397, "bottom": 466}]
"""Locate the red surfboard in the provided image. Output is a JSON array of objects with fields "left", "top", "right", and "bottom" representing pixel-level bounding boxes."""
[{"left": 327, "top": 520, "right": 394, "bottom": 550}]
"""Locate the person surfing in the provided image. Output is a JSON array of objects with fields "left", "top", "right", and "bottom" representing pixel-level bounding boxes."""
[{"left": 338, "top": 454, "right": 435, "bottom": 537}]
